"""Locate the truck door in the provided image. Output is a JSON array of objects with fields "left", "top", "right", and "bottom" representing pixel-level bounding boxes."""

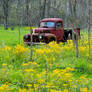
[{"left": 56, "top": 22, "right": 64, "bottom": 40}]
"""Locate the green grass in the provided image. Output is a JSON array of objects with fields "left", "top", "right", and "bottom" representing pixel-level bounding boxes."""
[{"left": 0, "top": 26, "right": 29, "bottom": 46}]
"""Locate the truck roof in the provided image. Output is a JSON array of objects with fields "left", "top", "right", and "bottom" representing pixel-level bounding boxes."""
[{"left": 40, "top": 18, "right": 63, "bottom": 22}]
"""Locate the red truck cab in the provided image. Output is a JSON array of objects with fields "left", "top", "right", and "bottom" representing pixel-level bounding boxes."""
[{"left": 38, "top": 18, "right": 64, "bottom": 41}]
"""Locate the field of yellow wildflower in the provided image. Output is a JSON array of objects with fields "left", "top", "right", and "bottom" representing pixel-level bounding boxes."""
[{"left": 0, "top": 36, "right": 92, "bottom": 92}]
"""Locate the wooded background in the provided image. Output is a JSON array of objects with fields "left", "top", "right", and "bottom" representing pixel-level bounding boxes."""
[{"left": 0, "top": 0, "right": 92, "bottom": 29}]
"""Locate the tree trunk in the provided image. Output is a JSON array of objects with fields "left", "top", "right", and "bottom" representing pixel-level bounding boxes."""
[
  {"left": 54, "top": 0, "right": 56, "bottom": 18},
  {"left": 3, "top": 0, "right": 9, "bottom": 30},
  {"left": 25, "top": 0, "right": 30, "bottom": 26},
  {"left": 45, "top": 0, "right": 51, "bottom": 18},
  {"left": 42, "top": 0, "right": 46, "bottom": 19},
  {"left": 39, "top": 0, "right": 42, "bottom": 19},
  {"left": 48, "top": 0, "right": 51, "bottom": 18}
]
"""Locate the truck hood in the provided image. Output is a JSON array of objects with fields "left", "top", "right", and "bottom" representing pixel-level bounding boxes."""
[{"left": 35, "top": 28, "right": 54, "bottom": 33}]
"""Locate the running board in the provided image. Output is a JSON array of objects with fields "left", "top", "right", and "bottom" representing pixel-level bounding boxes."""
[{"left": 24, "top": 42, "right": 46, "bottom": 45}]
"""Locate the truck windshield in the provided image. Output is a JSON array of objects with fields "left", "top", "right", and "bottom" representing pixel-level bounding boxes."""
[{"left": 40, "top": 22, "right": 55, "bottom": 28}]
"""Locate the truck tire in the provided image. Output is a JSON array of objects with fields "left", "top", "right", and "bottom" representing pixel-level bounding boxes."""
[
  {"left": 48, "top": 38, "right": 55, "bottom": 43},
  {"left": 62, "top": 34, "right": 67, "bottom": 42}
]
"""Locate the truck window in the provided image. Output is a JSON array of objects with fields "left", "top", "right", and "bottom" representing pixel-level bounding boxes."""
[
  {"left": 40, "top": 22, "right": 55, "bottom": 28},
  {"left": 56, "top": 22, "right": 62, "bottom": 28}
]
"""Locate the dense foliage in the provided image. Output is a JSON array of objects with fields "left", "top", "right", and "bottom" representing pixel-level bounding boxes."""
[{"left": 0, "top": 0, "right": 92, "bottom": 28}]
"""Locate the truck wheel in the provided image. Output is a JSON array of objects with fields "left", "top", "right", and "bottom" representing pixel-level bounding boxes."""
[
  {"left": 62, "top": 35, "right": 67, "bottom": 42},
  {"left": 48, "top": 38, "right": 55, "bottom": 43}
]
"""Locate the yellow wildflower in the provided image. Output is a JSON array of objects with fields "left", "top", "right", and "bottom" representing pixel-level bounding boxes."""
[
  {"left": 25, "top": 26, "right": 30, "bottom": 30},
  {"left": 43, "top": 48, "right": 51, "bottom": 54},
  {"left": 68, "top": 79, "right": 73, "bottom": 83},
  {"left": 53, "top": 69, "right": 60, "bottom": 74},
  {"left": 46, "top": 83, "right": 53, "bottom": 88},
  {"left": 64, "top": 73, "right": 72, "bottom": 78},
  {"left": 61, "top": 70, "right": 67, "bottom": 74},
  {"left": 0, "top": 87, "right": 4, "bottom": 90},
  {"left": 34, "top": 84, "right": 38, "bottom": 88},
  {"left": 2, "top": 84, "right": 8, "bottom": 88},
  {"left": 25, "top": 26, "right": 36, "bottom": 30},
  {"left": 66, "top": 67, "right": 74, "bottom": 71},
  {"left": 80, "top": 88, "right": 88, "bottom": 92},
  {"left": 27, "top": 84, "right": 32, "bottom": 87},
  {"left": 24, "top": 69, "right": 34, "bottom": 72},
  {"left": 84, "top": 41, "right": 88, "bottom": 45},
  {"left": 35, "top": 49, "right": 44, "bottom": 54},
  {"left": 52, "top": 57, "right": 55, "bottom": 61},
  {"left": 80, "top": 75, "right": 86, "bottom": 80},
  {"left": 8, "top": 88, "right": 14, "bottom": 91},
  {"left": 22, "top": 63, "right": 29, "bottom": 66},
  {"left": 14, "top": 45, "right": 28, "bottom": 54},
  {"left": 62, "top": 46, "right": 69, "bottom": 50},
  {"left": 2, "top": 46, "right": 11, "bottom": 51},
  {"left": 89, "top": 86, "right": 92, "bottom": 90},
  {"left": 19, "top": 88, "right": 27, "bottom": 92},
  {"left": 41, "top": 71, "right": 46, "bottom": 75},
  {"left": 64, "top": 89, "right": 68, "bottom": 92},
  {"left": 46, "top": 58, "right": 50, "bottom": 62},
  {"left": 37, "top": 74, "right": 41, "bottom": 78},
  {"left": 76, "top": 79, "right": 80, "bottom": 83},
  {"left": 32, "top": 62, "right": 38, "bottom": 66},
  {"left": 50, "top": 89, "right": 62, "bottom": 92},
  {"left": 79, "top": 46, "right": 86, "bottom": 52},
  {"left": 2, "top": 63, "right": 7, "bottom": 66},
  {"left": 89, "top": 89, "right": 92, "bottom": 92}
]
